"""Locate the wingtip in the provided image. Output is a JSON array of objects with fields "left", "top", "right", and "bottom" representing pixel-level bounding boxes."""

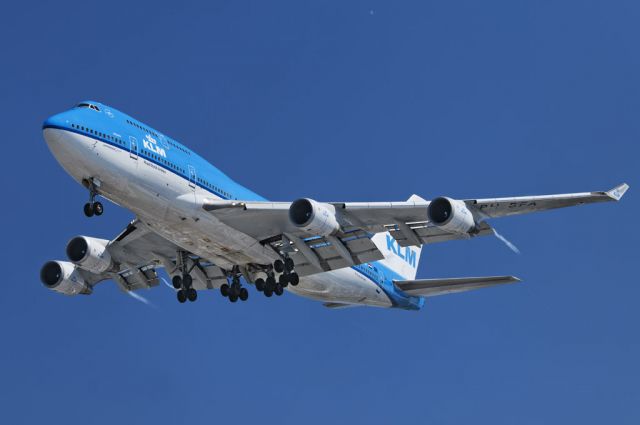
[{"left": 607, "top": 183, "right": 629, "bottom": 201}]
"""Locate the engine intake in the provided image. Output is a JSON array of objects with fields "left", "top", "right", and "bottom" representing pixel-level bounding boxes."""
[
  {"left": 289, "top": 198, "right": 340, "bottom": 236},
  {"left": 40, "top": 261, "right": 91, "bottom": 295},
  {"left": 427, "top": 197, "right": 476, "bottom": 234},
  {"left": 66, "top": 236, "right": 112, "bottom": 274}
]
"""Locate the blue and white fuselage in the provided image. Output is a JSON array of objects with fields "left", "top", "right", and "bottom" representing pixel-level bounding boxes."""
[{"left": 43, "top": 101, "right": 424, "bottom": 310}]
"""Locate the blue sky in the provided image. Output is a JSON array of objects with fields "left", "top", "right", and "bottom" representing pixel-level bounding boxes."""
[{"left": 0, "top": 1, "right": 638, "bottom": 424}]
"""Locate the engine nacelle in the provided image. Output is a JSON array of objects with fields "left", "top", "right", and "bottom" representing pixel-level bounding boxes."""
[
  {"left": 289, "top": 198, "right": 340, "bottom": 236},
  {"left": 66, "top": 236, "right": 112, "bottom": 274},
  {"left": 40, "top": 261, "right": 91, "bottom": 296},
  {"left": 427, "top": 197, "right": 476, "bottom": 234}
]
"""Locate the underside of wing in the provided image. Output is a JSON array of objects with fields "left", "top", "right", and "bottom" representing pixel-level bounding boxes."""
[
  {"left": 204, "top": 200, "right": 385, "bottom": 275},
  {"left": 102, "top": 219, "right": 229, "bottom": 292},
  {"left": 395, "top": 275, "right": 521, "bottom": 297},
  {"left": 467, "top": 183, "right": 629, "bottom": 219},
  {"left": 203, "top": 184, "right": 629, "bottom": 258}
]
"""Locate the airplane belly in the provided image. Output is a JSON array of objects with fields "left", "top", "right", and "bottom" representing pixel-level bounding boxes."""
[{"left": 288, "top": 268, "right": 393, "bottom": 308}]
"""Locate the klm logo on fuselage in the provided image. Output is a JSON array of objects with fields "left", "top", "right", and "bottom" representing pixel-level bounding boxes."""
[
  {"left": 143, "top": 134, "right": 166, "bottom": 158},
  {"left": 386, "top": 235, "right": 417, "bottom": 268}
]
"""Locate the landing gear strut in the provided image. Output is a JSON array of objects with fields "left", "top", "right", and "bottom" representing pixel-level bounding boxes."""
[
  {"left": 83, "top": 178, "right": 103, "bottom": 217},
  {"left": 254, "top": 257, "right": 299, "bottom": 298},
  {"left": 220, "top": 267, "right": 249, "bottom": 303},
  {"left": 173, "top": 251, "right": 198, "bottom": 303}
]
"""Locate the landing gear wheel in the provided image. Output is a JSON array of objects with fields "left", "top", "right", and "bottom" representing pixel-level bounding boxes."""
[
  {"left": 177, "top": 289, "right": 187, "bottom": 303},
  {"left": 289, "top": 272, "right": 299, "bottom": 286},
  {"left": 278, "top": 274, "right": 289, "bottom": 287},
  {"left": 274, "top": 283, "right": 284, "bottom": 296},
  {"left": 239, "top": 287, "right": 249, "bottom": 301},
  {"left": 83, "top": 203, "right": 94, "bottom": 217},
  {"left": 172, "top": 275, "right": 182, "bottom": 289},
  {"left": 284, "top": 257, "right": 294, "bottom": 272},
  {"left": 274, "top": 260, "right": 284, "bottom": 273},
  {"left": 255, "top": 278, "right": 265, "bottom": 292},
  {"left": 93, "top": 201, "right": 104, "bottom": 216},
  {"left": 187, "top": 288, "right": 197, "bottom": 302},
  {"left": 264, "top": 288, "right": 273, "bottom": 297},
  {"left": 266, "top": 276, "right": 276, "bottom": 291},
  {"left": 220, "top": 284, "right": 230, "bottom": 297},
  {"left": 182, "top": 274, "right": 193, "bottom": 288},
  {"left": 229, "top": 293, "right": 239, "bottom": 303}
]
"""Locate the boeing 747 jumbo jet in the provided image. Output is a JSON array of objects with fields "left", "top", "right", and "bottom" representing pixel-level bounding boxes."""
[{"left": 40, "top": 101, "right": 629, "bottom": 309}]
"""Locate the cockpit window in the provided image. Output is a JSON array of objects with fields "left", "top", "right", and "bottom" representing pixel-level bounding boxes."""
[{"left": 76, "top": 103, "right": 100, "bottom": 112}]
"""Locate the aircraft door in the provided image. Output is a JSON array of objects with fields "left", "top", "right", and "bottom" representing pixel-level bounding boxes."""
[
  {"left": 129, "top": 136, "right": 138, "bottom": 159},
  {"left": 188, "top": 165, "right": 196, "bottom": 189}
]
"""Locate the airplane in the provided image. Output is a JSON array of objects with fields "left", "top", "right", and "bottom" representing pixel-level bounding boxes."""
[{"left": 40, "top": 101, "right": 629, "bottom": 310}]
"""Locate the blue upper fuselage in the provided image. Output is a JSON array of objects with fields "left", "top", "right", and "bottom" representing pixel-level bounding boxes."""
[{"left": 42, "top": 100, "right": 266, "bottom": 203}]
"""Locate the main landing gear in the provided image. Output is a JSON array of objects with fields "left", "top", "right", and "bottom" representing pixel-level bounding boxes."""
[
  {"left": 172, "top": 274, "right": 197, "bottom": 303},
  {"left": 83, "top": 178, "right": 103, "bottom": 217},
  {"left": 220, "top": 267, "right": 249, "bottom": 303},
  {"left": 172, "top": 251, "right": 198, "bottom": 303},
  {"left": 255, "top": 258, "right": 299, "bottom": 298}
]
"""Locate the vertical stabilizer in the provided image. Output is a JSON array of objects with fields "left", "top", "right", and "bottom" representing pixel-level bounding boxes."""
[{"left": 371, "top": 195, "right": 424, "bottom": 280}]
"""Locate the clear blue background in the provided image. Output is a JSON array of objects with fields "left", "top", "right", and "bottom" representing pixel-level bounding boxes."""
[{"left": 0, "top": 1, "right": 637, "bottom": 424}]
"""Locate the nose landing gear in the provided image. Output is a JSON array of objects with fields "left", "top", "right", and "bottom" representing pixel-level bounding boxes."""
[{"left": 82, "top": 178, "right": 104, "bottom": 217}]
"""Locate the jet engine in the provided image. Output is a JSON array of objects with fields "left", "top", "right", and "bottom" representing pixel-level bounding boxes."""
[
  {"left": 66, "top": 236, "right": 112, "bottom": 274},
  {"left": 427, "top": 197, "right": 476, "bottom": 234},
  {"left": 40, "top": 261, "right": 91, "bottom": 295},
  {"left": 289, "top": 198, "right": 340, "bottom": 236}
]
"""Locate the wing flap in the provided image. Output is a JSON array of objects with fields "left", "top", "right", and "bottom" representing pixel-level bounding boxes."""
[
  {"left": 395, "top": 275, "right": 521, "bottom": 297},
  {"left": 280, "top": 233, "right": 384, "bottom": 276},
  {"left": 388, "top": 221, "right": 495, "bottom": 247}
]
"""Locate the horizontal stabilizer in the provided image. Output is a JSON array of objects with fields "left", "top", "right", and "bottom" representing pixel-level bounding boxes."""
[{"left": 395, "top": 275, "right": 520, "bottom": 297}]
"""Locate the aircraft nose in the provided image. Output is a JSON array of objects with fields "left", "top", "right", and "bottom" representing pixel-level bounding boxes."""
[{"left": 42, "top": 112, "right": 68, "bottom": 130}]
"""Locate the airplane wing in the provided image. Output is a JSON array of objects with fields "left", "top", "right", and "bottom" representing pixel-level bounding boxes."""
[
  {"left": 78, "top": 219, "right": 228, "bottom": 293},
  {"left": 394, "top": 275, "right": 521, "bottom": 297},
  {"left": 466, "top": 182, "right": 629, "bottom": 219},
  {"left": 203, "top": 183, "right": 629, "bottom": 265}
]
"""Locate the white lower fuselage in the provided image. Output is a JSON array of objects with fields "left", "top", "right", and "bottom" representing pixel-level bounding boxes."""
[{"left": 44, "top": 127, "right": 394, "bottom": 308}]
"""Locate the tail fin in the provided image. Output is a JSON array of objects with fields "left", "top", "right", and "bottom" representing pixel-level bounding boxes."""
[{"left": 371, "top": 194, "right": 424, "bottom": 280}]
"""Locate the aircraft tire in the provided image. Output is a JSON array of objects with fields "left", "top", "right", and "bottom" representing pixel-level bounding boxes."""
[
  {"left": 284, "top": 258, "right": 294, "bottom": 272},
  {"left": 239, "top": 288, "right": 249, "bottom": 301},
  {"left": 172, "top": 275, "right": 182, "bottom": 289},
  {"left": 93, "top": 201, "right": 104, "bottom": 216},
  {"left": 83, "top": 203, "right": 94, "bottom": 217},
  {"left": 177, "top": 289, "right": 187, "bottom": 303},
  {"left": 274, "top": 260, "right": 284, "bottom": 273},
  {"left": 187, "top": 288, "right": 197, "bottom": 302},
  {"left": 266, "top": 276, "right": 276, "bottom": 291}
]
